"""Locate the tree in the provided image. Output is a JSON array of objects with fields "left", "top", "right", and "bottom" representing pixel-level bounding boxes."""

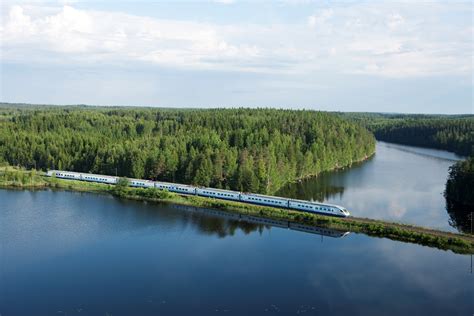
[
  {"left": 445, "top": 156, "right": 474, "bottom": 207},
  {"left": 0, "top": 105, "right": 377, "bottom": 194},
  {"left": 114, "top": 177, "right": 129, "bottom": 197}
]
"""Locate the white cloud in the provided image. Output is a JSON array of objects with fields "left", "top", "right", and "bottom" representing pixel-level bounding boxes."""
[
  {"left": 1, "top": 5, "right": 268, "bottom": 71},
  {"left": 0, "top": 2, "right": 472, "bottom": 78},
  {"left": 307, "top": 9, "right": 333, "bottom": 28},
  {"left": 213, "top": 0, "right": 235, "bottom": 4},
  {"left": 387, "top": 13, "right": 405, "bottom": 30}
]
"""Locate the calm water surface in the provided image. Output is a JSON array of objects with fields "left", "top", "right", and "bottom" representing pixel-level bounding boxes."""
[
  {"left": 278, "top": 141, "right": 469, "bottom": 233},
  {"left": 0, "top": 189, "right": 473, "bottom": 315}
]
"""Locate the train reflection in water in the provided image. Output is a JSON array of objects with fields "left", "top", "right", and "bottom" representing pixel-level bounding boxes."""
[{"left": 172, "top": 204, "right": 350, "bottom": 239}]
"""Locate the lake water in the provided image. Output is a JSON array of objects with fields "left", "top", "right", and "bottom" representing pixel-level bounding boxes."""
[
  {"left": 0, "top": 189, "right": 473, "bottom": 315},
  {"left": 1, "top": 142, "right": 473, "bottom": 315},
  {"left": 278, "top": 141, "right": 470, "bottom": 233}
]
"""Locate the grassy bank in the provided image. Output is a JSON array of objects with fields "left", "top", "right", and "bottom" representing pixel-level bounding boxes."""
[{"left": 2, "top": 166, "right": 473, "bottom": 254}]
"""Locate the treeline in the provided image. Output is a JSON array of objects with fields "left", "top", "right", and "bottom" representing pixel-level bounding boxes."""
[
  {"left": 339, "top": 113, "right": 474, "bottom": 156},
  {"left": 445, "top": 157, "right": 474, "bottom": 208},
  {"left": 0, "top": 106, "right": 375, "bottom": 194}
]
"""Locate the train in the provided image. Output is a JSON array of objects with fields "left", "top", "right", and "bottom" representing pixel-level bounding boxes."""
[{"left": 46, "top": 170, "right": 350, "bottom": 217}]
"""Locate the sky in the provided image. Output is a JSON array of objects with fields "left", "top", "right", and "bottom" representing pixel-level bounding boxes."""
[{"left": 0, "top": 0, "right": 472, "bottom": 114}]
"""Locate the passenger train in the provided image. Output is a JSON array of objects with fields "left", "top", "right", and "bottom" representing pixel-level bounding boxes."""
[{"left": 46, "top": 170, "right": 350, "bottom": 217}]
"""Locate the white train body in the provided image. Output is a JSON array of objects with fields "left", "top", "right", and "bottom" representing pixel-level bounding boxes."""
[
  {"left": 47, "top": 170, "right": 118, "bottom": 184},
  {"left": 240, "top": 193, "right": 289, "bottom": 208},
  {"left": 129, "top": 179, "right": 154, "bottom": 188},
  {"left": 196, "top": 187, "right": 240, "bottom": 201},
  {"left": 154, "top": 181, "right": 196, "bottom": 194},
  {"left": 47, "top": 170, "right": 82, "bottom": 180},
  {"left": 288, "top": 199, "right": 349, "bottom": 217},
  {"left": 46, "top": 170, "right": 350, "bottom": 217}
]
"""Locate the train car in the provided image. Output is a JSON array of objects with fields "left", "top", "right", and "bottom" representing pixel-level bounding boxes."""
[
  {"left": 169, "top": 183, "right": 196, "bottom": 195},
  {"left": 239, "top": 193, "right": 289, "bottom": 208},
  {"left": 129, "top": 179, "right": 154, "bottom": 188},
  {"left": 47, "top": 170, "right": 118, "bottom": 184},
  {"left": 80, "top": 173, "right": 118, "bottom": 184},
  {"left": 154, "top": 181, "right": 196, "bottom": 195},
  {"left": 47, "top": 170, "right": 82, "bottom": 180},
  {"left": 288, "top": 199, "right": 349, "bottom": 217},
  {"left": 196, "top": 187, "right": 240, "bottom": 201},
  {"left": 154, "top": 181, "right": 173, "bottom": 191}
]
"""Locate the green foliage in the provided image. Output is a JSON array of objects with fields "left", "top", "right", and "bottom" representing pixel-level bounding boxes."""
[
  {"left": 135, "top": 187, "right": 174, "bottom": 200},
  {"left": 0, "top": 105, "right": 375, "bottom": 193},
  {"left": 445, "top": 156, "right": 474, "bottom": 206},
  {"left": 0, "top": 166, "right": 45, "bottom": 187},
  {"left": 113, "top": 177, "right": 129, "bottom": 197},
  {"left": 339, "top": 112, "right": 474, "bottom": 156}
]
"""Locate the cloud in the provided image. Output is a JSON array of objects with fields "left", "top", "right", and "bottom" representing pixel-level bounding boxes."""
[
  {"left": 0, "top": 2, "right": 472, "bottom": 78},
  {"left": 307, "top": 9, "right": 333, "bottom": 28},
  {"left": 1, "top": 5, "right": 267, "bottom": 71},
  {"left": 213, "top": 0, "right": 235, "bottom": 4}
]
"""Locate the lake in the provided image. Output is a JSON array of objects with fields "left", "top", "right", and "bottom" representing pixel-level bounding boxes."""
[
  {"left": 278, "top": 141, "right": 470, "bottom": 233},
  {"left": 1, "top": 142, "right": 473, "bottom": 315}
]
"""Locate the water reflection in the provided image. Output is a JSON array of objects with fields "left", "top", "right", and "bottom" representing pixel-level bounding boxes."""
[
  {"left": 171, "top": 204, "right": 264, "bottom": 238},
  {"left": 446, "top": 200, "right": 474, "bottom": 234},
  {"left": 0, "top": 189, "right": 348, "bottom": 265},
  {"left": 381, "top": 142, "right": 466, "bottom": 162},
  {"left": 172, "top": 204, "right": 350, "bottom": 239},
  {"left": 277, "top": 172, "right": 346, "bottom": 201},
  {"left": 277, "top": 142, "right": 464, "bottom": 232},
  {"left": 1, "top": 189, "right": 472, "bottom": 316}
]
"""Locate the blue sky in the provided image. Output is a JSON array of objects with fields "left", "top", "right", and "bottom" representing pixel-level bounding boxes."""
[{"left": 1, "top": 0, "right": 472, "bottom": 113}]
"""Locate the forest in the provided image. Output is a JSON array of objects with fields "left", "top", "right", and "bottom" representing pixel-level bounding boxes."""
[
  {"left": 0, "top": 105, "right": 375, "bottom": 194},
  {"left": 339, "top": 113, "right": 474, "bottom": 156},
  {"left": 445, "top": 157, "right": 474, "bottom": 208}
]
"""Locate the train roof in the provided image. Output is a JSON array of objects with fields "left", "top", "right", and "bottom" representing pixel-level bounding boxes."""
[
  {"left": 288, "top": 198, "right": 346, "bottom": 209},
  {"left": 198, "top": 187, "right": 240, "bottom": 194},
  {"left": 242, "top": 192, "right": 289, "bottom": 202},
  {"left": 50, "top": 170, "right": 118, "bottom": 179},
  {"left": 154, "top": 180, "right": 195, "bottom": 188},
  {"left": 129, "top": 178, "right": 155, "bottom": 183},
  {"left": 85, "top": 174, "right": 118, "bottom": 179}
]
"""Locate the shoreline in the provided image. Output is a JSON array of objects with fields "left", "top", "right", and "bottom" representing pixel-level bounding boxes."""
[
  {"left": 1, "top": 167, "right": 473, "bottom": 254},
  {"left": 287, "top": 151, "right": 376, "bottom": 185}
]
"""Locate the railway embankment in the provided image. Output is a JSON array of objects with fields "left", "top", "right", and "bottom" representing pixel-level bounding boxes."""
[{"left": 1, "top": 166, "right": 473, "bottom": 254}]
